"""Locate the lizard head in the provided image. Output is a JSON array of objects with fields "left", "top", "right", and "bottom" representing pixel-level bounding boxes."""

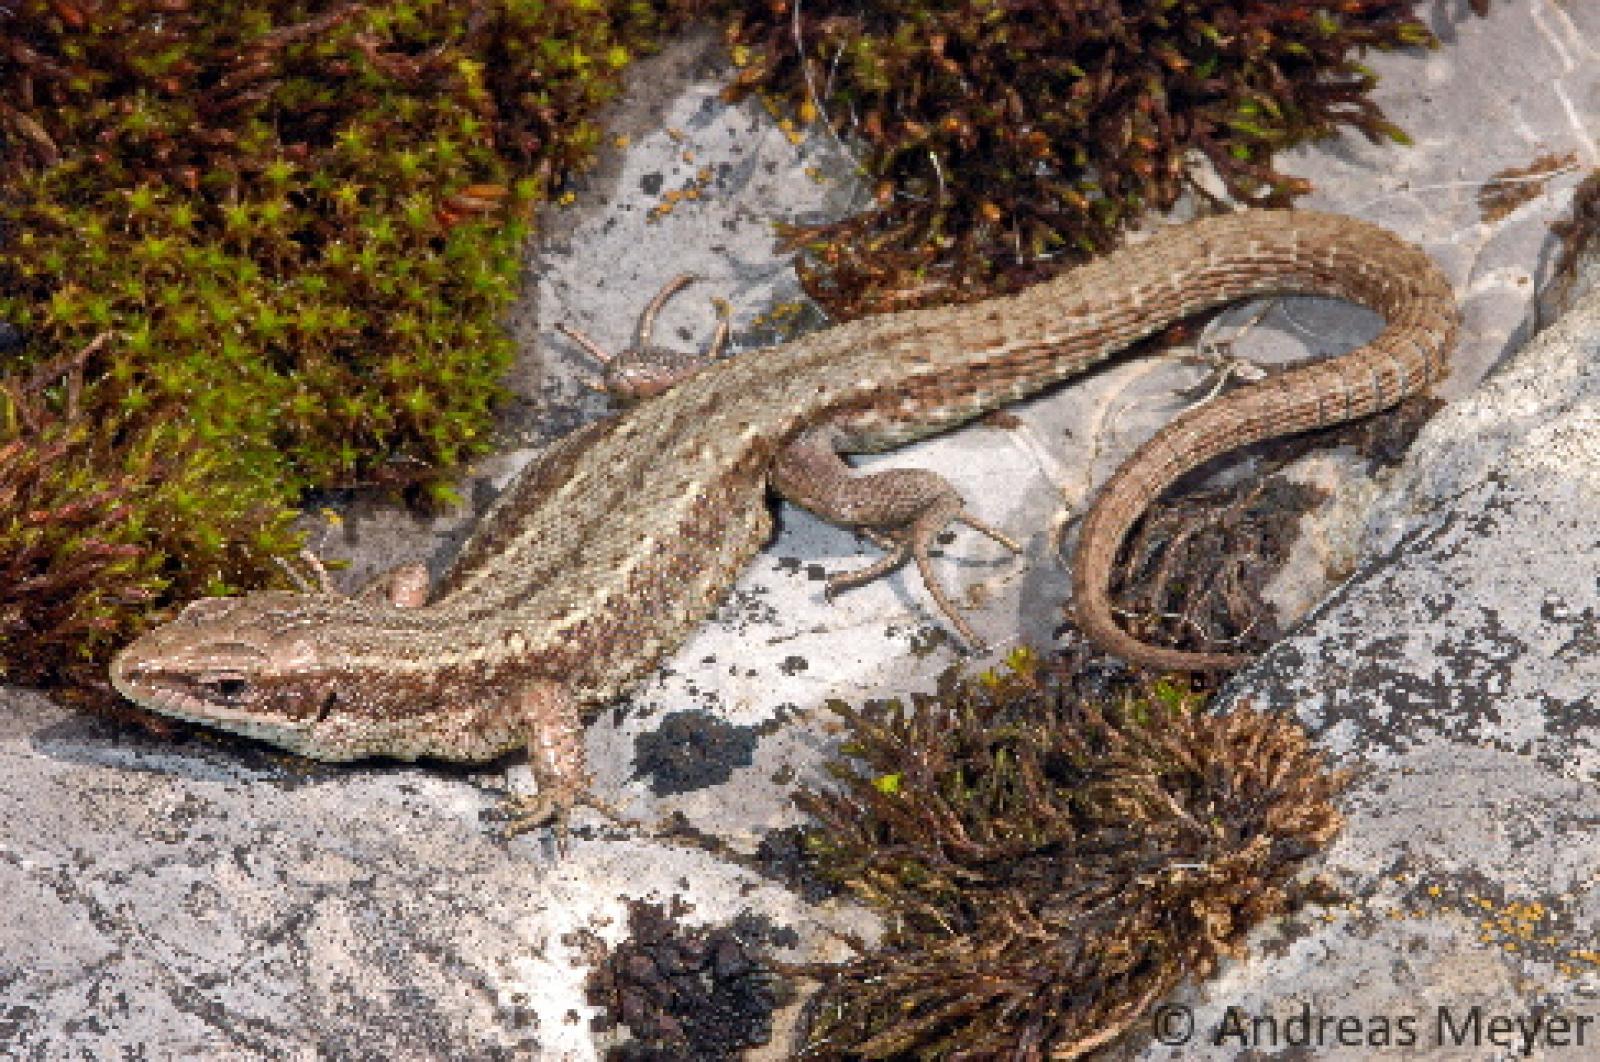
[{"left": 110, "top": 592, "right": 346, "bottom": 754}]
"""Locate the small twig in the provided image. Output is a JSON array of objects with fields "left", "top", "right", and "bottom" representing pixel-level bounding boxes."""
[
  {"left": 1354, "top": 161, "right": 1585, "bottom": 213},
  {"left": 790, "top": 0, "right": 864, "bottom": 169}
]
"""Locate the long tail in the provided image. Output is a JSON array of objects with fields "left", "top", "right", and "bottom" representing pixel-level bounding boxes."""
[{"left": 1070, "top": 212, "right": 1460, "bottom": 671}]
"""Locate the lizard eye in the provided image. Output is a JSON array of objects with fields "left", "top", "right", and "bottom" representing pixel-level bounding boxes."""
[{"left": 199, "top": 674, "right": 250, "bottom": 705}]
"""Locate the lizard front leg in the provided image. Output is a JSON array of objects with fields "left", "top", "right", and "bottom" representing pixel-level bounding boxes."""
[
  {"left": 771, "top": 425, "right": 1021, "bottom": 645},
  {"left": 500, "top": 679, "right": 590, "bottom": 843}
]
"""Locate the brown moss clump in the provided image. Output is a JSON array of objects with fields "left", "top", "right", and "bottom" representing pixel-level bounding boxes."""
[
  {"left": 724, "top": 0, "right": 1465, "bottom": 317},
  {"left": 1477, "top": 152, "right": 1580, "bottom": 223},
  {"left": 797, "top": 649, "right": 1347, "bottom": 1059}
]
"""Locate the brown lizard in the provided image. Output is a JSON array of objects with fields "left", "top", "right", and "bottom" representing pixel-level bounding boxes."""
[{"left": 110, "top": 209, "right": 1460, "bottom": 826}]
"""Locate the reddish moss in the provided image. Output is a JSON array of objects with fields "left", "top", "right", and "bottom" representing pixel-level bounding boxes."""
[{"left": 725, "top": 0, "right": 1460, "bottom": 316}]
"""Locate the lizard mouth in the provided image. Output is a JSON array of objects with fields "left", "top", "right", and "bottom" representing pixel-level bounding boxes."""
[
  {"left": 110, "top": 641, "right": 299, "bottom": 729},
  {"left": 110, "top": 651, "right": 329, "bottom": 755},
  {"left": 109, "top": 652, "right": 234, "bottom": 723}
]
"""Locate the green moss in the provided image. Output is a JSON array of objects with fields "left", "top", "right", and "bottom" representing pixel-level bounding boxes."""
[
  {"left": 724, "top": 0, "right": 1476, "bottom": 316},
  {"left": 0, "top": 0, "right": 706, "bottom": 700},
  {"left": 796, "top": 647, "right": 1347, "bottom": 1057}
]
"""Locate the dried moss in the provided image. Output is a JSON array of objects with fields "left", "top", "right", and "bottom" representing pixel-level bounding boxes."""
[
  {"left": 797, "top": 648, "right": 1347, "bottom": 1059},
  {"left": 0, "top": 0, "right": 704, "bottom": 699},
  {"left": 724, "top": 0, "right": 1471, "bottom": 316},
  {"left": 1477, "top": 152, "right": 1581, "bottom": 223}
]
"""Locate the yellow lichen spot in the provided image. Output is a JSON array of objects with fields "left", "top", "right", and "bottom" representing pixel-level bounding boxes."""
[
  {"left": 558, "top": 191, "right": 577, "bottom": 206},
  {"left": 798, "top": 99, "right": 818, "bottom": 125},
  {"left": 731, "top": 44, "right": 750, "bottom": 67},
  {"left": 1006, "top": 645, "right": 1037, "bottom": 671},
  {"left": 682, "top": 150, "right": 695, "bottom": 163},
  {"left": 613, "top": 134, "right": 631, "bottom": 149},
  {"left": 1426, "top": 885, "right": 1442, "bottom": 897},
  {"left": 320, "top": 507, "right": 343, "bottom": 527}
]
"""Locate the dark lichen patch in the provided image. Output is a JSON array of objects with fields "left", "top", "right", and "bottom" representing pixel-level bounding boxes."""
[
  {"left": 633, "top": 710, "right": 758, "bottom": 796},
  {"left": 793, "top": 648, "right": 1347, "bottom": 1059},
  {"left": 1476, "top": 152, "right": 1580, "bottom": 223},
  {"left": 723, "top": 0, "right": 1472, "bottom": 317},
  {"left": 587, "top": 899, "right": 787, "bottom": 1060}
]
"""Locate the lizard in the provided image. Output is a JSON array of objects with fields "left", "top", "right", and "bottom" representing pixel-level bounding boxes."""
[{"left": 110, "top": 209, "right": 1460, "bottom": 828}]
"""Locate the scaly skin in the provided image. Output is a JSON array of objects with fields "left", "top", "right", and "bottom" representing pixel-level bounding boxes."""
[{"left": 110, "top": 210, "right": 1459, "bottom": 821}]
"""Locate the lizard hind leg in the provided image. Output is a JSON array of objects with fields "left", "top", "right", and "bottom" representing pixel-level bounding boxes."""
[
  {"left": 556, "top": 273, "right": 732, "bottom": 403},
  {"left": 771, "top": 426, "right": 1021, "bottom": 646}
]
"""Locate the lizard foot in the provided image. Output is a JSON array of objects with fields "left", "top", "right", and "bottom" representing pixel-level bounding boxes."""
[
  {"left": 823, "top": 493, "right": 1021, "bottom": 646},
  {"left": 556, "top": 273, "right": 731, "bottom": 402},
  {"left": 774, "top": 426, "right": 1022, "bottom": 646},
  {"left": 500, "top": 680, "right": 594, "bottom": 853}
]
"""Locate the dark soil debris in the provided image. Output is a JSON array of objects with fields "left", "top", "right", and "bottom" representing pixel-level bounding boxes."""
[{"left": 589, "top": 899, "right": 788, "bottom": 1060}]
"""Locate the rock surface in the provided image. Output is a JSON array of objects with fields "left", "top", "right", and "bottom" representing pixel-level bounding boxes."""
[
  {"left": 1132, "top": 255, "right": 1600, "bottom": 1062},
  {"left": 1, "top": 2, "right": 1597, "bottom": 1058}
]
